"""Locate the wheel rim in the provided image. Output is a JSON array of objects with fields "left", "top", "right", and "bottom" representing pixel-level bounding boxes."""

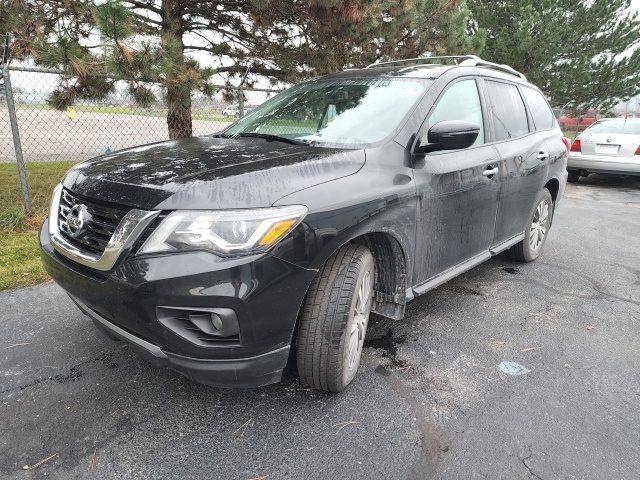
[
  {"left": 346, "top": 270, "right": 372, "bottom": 375},
  {"left": 529, "top": 199, "right": 550, "bottom": 252}
]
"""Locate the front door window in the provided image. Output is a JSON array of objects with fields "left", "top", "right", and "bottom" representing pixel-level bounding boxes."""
[{"left": 428, "top": 79, "right": 485, "bottom": 146}]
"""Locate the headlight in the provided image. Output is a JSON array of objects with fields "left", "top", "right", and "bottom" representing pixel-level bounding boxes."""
[{"left": 138, "top": 205, "right": 307, "bottom": 257}]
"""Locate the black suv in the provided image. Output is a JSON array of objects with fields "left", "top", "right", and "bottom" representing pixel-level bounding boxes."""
[{"left": 41, "top": 55, "right": 568, "bottom": 392}]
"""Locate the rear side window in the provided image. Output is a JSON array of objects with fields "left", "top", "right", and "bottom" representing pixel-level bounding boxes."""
[
  {"left": 521, "top": 87, "right": 554, "bottom": 130},
  {"left": 586, "top": 119, "right": 640, "bottom": 135},
  {"left": 485, "top": 80, "right": 529, "bottom": 141},
  {"left": 428, "top": 79, "right": 485, "bottom": 145}
]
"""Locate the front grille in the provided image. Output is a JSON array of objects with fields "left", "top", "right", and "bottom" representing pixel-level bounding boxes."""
[{"left": 58, "top": 188, "right": 130, "bottom": 254}]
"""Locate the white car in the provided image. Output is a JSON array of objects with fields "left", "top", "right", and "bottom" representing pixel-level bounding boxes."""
[
  {"left": 221, "top": 106, "right": 239, "bottom": 117},
  {"left": 567, "top": 118, "right": 640, "bottom": 182}
]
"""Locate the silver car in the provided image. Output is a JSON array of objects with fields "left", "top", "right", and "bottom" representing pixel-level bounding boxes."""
[{"left": 567, "top": 118, "right": 640, "bottom": 182}]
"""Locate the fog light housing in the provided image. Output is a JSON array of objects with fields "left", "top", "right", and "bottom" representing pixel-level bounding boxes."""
[{"left": 156, "top": 306, "right": 240, "bottom": 346}]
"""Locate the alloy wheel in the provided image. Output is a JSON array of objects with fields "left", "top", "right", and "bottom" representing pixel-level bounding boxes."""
[
  {"left": 529, "top": 199, "right": 551, "bottom": 252},
  {"left": 345, "top": 270, "right": 372, "bottom": 376}
]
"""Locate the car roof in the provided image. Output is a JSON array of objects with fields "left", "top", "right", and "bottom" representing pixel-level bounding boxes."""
[{"left": 593, "top": 117, "right": 640, "bottom": 121}]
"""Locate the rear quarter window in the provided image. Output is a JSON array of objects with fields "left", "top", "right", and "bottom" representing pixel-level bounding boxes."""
[
  {"left": 521, "top": 87, "right": 555, "bottom": 130},
  {"left": 485, "top": 80, "right": 529, "bottom": 141},
  {"left": 586, "top": 120, "right": 640, "bottom": 135}
]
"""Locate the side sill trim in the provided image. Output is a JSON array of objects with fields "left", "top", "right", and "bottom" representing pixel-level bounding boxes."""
[
  {"left": 489, "top": 233, "right": 525, "bottom": 255},
  {"left": 410, "top": 251, "right": 491, "bottom": 298}
]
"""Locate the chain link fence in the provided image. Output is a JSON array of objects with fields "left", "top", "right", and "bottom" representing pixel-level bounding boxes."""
[{"left": 0, "top": 65, "right": 282, "bottom": 164}]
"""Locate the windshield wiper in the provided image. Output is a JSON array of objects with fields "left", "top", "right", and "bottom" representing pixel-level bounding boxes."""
[{"left": 234, "top": 132, "right": 308, "bottom": 146}]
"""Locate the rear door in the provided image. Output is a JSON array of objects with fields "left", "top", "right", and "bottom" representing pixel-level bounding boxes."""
[
  {"left": 520, "top": 85, "right": 566, "bottom": 191},
  {"left": 483, "top": 79, "right": 549, "bottom": 244},
  {"left": 411, "top": 77, "right": 501, "bottom": 285}
]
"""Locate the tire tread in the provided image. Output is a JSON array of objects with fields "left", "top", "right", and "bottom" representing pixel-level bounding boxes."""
[{"left": 296, "top": 243, "right": 372, "bottom": 392}]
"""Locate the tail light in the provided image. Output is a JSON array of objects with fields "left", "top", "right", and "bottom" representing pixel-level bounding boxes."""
[
  {"left": 635, "top": 144, "right": 640, "bottom": 155},
  {"left": 561, "top": 136, "right": 571, "bottom": 152},
  {"left": 570, "top": 139, "right": 581, "bottom": 152}
]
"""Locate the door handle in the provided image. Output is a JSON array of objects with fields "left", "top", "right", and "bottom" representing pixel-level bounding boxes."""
[
  {"left": 482, "top": 166, "right": 499, "bottom": 177},
  {"left": 537, "top": 151, "right": 549, "bottom": 160}
]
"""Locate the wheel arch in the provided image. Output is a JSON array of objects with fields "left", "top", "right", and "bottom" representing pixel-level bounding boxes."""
[
  {"left": 544, "top": 177, "right": 560, "bottom": 203},
  {"left": 287, "top": 229, "right": 410, "bottom": 381},
  {"left": 301, "top": 229, "right": 410, "bottom": 321},
  {"left": 351, "top": 231, "right": 408, "bottom": 320}
]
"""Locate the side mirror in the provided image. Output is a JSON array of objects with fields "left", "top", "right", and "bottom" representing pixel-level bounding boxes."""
[{"left": 415, "top": 120, "right": 480, "bottom": 154}]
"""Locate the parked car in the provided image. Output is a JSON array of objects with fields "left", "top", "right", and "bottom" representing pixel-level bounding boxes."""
[
  {"left": 40, "top": 55, "right": 568, "bottom": 392},
  {"left": 567, "top": 118, "right": 640, "bottom": 182},
  {"left": 558, "top": 112, "right": 597, "bottom": 131},
  {"left": 222, "top": 106, "right": 239, "bottom": 117}
]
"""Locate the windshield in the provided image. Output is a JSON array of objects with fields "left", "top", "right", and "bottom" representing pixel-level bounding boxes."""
[
  {"left": 585, "top": 119, "right": 640, "bottom": 135},
  {"left": 224, "top": 78, "right": 429, "bottom": 146}
]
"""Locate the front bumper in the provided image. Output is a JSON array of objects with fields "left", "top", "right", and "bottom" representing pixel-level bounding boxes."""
[
  {"left": 40, "top": 222, "right": 317, "bottom": 388},
  {"left": 568, "top": 153, "right": 640, "bottom": 175},
  {"left": 79, "top": 296, "right": 290, "bottom": 387}
]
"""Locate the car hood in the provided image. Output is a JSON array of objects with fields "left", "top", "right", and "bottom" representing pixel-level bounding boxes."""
[{"left": 62, "top": 136, "right": 365, "bottom": 210}]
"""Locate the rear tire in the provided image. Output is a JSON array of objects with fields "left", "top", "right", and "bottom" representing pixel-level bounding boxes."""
[
  {"left": 508, "top": 189, "right": 554, "bottom": 263},
  {"left": 567, "top": 170, "right": 580, "bottom": 183},
  {"left": 296, "top": 244, "right": 375, "bottom": 392}
]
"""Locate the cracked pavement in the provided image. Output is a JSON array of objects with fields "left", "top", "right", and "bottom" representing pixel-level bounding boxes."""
[{"left": 1, "top": 174, "right": 639, "bottom": 479}]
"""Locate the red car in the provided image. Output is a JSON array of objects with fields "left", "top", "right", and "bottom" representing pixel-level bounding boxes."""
[{"left": 558, "top": 112, "right": 597, "bottom": 131}]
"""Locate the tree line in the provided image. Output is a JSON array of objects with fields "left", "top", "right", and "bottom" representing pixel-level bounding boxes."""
[{"left": 2, "top": 0, "right": 639, "bottom": 139}]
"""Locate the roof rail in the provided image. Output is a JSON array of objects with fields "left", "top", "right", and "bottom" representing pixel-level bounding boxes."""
[
  {"left": 366, "top": 54, "right": 527, "bottom": 81},
  {"left": 458, "top": 57, "right": 527, "bottom": 81},
  {"left": 365, "top": 55, "right": 480, "bottom": 69}
]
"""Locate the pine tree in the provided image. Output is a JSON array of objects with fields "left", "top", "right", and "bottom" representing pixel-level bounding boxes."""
[
  {"left": 1, "top": 0, "right": 481, "bottom": 138},
  {"left": 256, "top": 0, "right": 484, "bottom": 78},
  {"left": 468, "top": 0, "right": 640, "bottom": 111}
]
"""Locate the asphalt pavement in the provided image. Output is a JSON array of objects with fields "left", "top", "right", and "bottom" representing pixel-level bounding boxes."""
[
  {"left": 1, "top": 174, "right": 639, "bottom": 480},
  {"left": 0, "top": 109, "right": 232, "bottom": 162}
]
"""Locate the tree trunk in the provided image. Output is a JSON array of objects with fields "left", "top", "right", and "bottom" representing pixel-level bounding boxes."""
[
  {"left": 162, "top": 0, "right": 192, "bottom": 139},
  {"left": 166, "top": 83, "right": 192, "bottom": 139}
]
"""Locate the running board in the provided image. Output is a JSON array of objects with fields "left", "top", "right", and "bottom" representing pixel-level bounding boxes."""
[
  {"left": 406, "top": 232, "right": 525, "bottom": 300},
  {"left": 410, "top": 251, "right": 491, "bottom": 298},
  {"left": 489, "top": 233, "right": 525, "bottom": 255}
]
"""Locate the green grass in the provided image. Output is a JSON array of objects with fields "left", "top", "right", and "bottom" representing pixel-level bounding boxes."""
[
  {"left": 0, "top": 232, "right": 51, "bottom": 290},
  {"left": 0, "top": 161, "right": 77, "bottom": 290}
]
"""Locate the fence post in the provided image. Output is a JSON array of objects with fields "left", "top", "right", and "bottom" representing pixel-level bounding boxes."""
[{"left": 2, "top": 34, "right": 32, "bottom": 215}]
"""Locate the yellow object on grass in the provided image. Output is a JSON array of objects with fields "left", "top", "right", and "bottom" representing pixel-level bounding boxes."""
[{"left": 66, "top": 106, "right": 77, "bottom": 120}]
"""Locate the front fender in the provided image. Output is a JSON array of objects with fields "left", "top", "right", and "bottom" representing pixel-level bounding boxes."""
[{"left": 268, "top": 148, "right": 418, "bottom": 322}]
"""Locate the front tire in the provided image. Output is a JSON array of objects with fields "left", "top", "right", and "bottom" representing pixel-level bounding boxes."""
[
  {"left": 508, "top": 189, "right": 554, "bottom": 263},
  {"left": 296, "top": 244, "right": 375, "bottom": 392}
]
